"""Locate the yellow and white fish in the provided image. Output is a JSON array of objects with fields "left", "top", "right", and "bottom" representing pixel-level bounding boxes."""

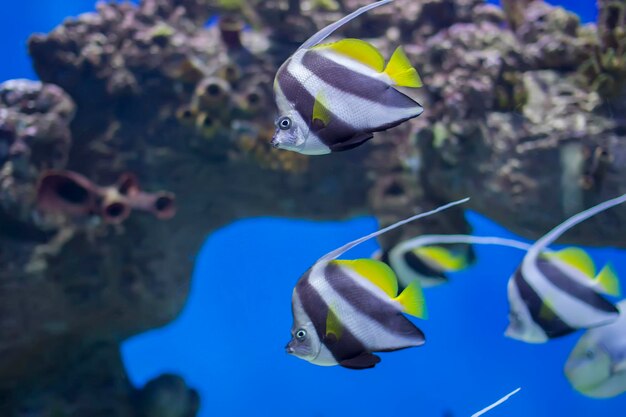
[
  {"left": 286, "top": 198, "right": 468, "bottom": 369},
  {"left": 505, "top": 194, "right": 626, "bottom": 344},
  {"left": 565, "top": 300, "right": 626, "bottom": 398},
  {"left": 271, "top": 0, "right": 423, "bottom": 155},
  {"left": 378, "top": 235, "right": 531, "bottom": 288}
]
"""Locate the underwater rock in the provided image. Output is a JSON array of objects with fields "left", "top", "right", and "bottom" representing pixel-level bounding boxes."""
[
  {"left": 1, "top": 0, "right": 626, "bottom": 416},
  {"left": 0, "top": 342, "right": 136, "bottom": 417},
  {"left": 399, "top": 0, "right": 626, "bottom": 250},
  {"left": 36, "top": 170, "right": 177, "bottom": 225},
  {"left": 0, "top": 80, "right": 75, "bottom": 228},
  {"left": 137, "top": 374, "right": 200, "bottom": 417}
]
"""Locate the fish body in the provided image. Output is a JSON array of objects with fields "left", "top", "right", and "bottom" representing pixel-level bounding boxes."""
[
  {"left": 272, "top": 0, "right": 423, "bottom": 155},
  {"left": 286, "top": 198, "right": 469, "bottom": 369},
  {"left": 506, "top": 253, "right": 620, "bottom": 343},
  {"left": 289, "top": 259, "right": 426, "bottom": 369},
  {"left": 564, "top": 300, "right": 626, "bottom": 398},
  {"left": 505, "top": 194, "right": 626, "bottom": 344},
  {"left": 381, "top": 234, "right": 531, "bottom": 288},
  {"left": 377, "top": 246, "right": 450, "bottom": 288}
]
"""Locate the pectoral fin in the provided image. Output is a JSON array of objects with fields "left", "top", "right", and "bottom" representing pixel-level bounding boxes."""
[
  {"left": 339, "top": 352, "right": 381, "bottom": 369},
  {"left": 326, "top": 304, "right": 343, "bottom": 341},
  {"left": 312, "top": 91, "right": 332, "bottom": 130}
]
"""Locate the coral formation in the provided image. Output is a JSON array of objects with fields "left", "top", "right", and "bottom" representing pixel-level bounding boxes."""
[
  {"left": 36, "top": 170, "right": 176, "bottom": 225},
  {"left": 1, "top": 0, "right": 626, "bottom": 416}
]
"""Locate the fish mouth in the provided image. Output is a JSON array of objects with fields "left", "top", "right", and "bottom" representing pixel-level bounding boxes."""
[
  {"left": 270, "top": 136, "right": 281, "bottom": 149},
  {"left": 285, "top": 340, "right": 295, "bottom": 354}
]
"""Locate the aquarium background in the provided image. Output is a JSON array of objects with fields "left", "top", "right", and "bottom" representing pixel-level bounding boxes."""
[{"left": 2, "top": 1, "right": 624, "bottom": 416}]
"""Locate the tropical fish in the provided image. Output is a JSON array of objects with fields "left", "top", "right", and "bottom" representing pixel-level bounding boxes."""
[
  {"left": 564, "top": 300, "right": 626, "bottom": 398},
  {"left": 379, "top": 234, "right": 531, "bottom": 288},
  {"left": 505, "top": 194, "right": 626, "bottom": 344},
  {"left": 271, "top": 0, "right": 423, "bottom": 155},
  {"left": 286, "top": 198, "right": 469, "bottom": 369}
]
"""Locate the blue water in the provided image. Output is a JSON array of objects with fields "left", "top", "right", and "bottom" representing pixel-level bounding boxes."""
[
  {"left": 122, "top": 214, "right": 626, "bottom": 417},
  {"left": 3, "top": 1, "right": 624, "bottom": 417}
]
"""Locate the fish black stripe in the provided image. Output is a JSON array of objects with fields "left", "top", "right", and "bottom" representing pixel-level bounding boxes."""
[
  {"left": 277, "top": 65, "right": 370, "bottom": 147},
  {"left": 324, "top": 262, "right": 425, "bottom": 347},
  {"left": 302, "top": 50, "right": 421, "bottom": 112},
  {"left": 403, "top": 251, "right": 448, "bottom": 282},
  {"left": 513, "top": 267, "right": 576, "bottom": 338},
  {"left": 295, "top": 269, "right": 369, "bottom": 362},
  {"left": 302, "top": 51, "right": 423, "bottom": 133},
  {"left": 536, "top": 258, "right": 618, "bottom": 315}
]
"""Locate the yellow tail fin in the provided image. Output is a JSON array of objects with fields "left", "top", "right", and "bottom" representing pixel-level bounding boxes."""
[
  {"left": 394, "top": 281, "right": 428, "bottom": 319},
  {"left": 384, "top": 46, "right": 423, "bottom": 88},
  {"left": 594, "top": 263, "right": 621, "bottom": 297}
]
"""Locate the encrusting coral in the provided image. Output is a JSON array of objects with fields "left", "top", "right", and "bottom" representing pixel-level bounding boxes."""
[{"left": 1, "top": 0, "right": 626, "bottom": 416}]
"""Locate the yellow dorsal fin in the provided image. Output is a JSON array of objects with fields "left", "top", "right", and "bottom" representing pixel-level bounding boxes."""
[
  {"left": 413, "top": 246, "right": 469, "bottom": 272},
  {"left": 594, "top": 263, "right": 621, "bottom": 297},
  {"left": 383, "top": 46, "right": 422, "bottom": 88},
  {"left": 326, "top": 304, "right": 343, "bottom": 340},
  {"left": 312, "top": 90, "right": 331, "bottom": 127},
  {"left": 544, "top": 247, "right": 596, "bottom": 278},
  {"left": 314, "top": 39, "right": 385, "bottom": 71},
  {"left": 393, "top": 281, "right": 428, "bottom": 319},
  {"left": 333, "top": 259, "right": 398, "bottom": 297}
]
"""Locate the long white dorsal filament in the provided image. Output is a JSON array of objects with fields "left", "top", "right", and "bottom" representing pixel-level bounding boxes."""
[
  {"left": 298, "top": 0, "right": 395, "bottom": 51},
  {"left": 390, "top": 234, "right": 533, "bottom": 258},
  {"left": 317, "top": 197, "right": 470, "bottom": 264},
  {"left": 471, "top": 387, "right": 521, "bottom": 417},
  {"left": 523, "top": 193, "right": 626, "bottom": 269}
]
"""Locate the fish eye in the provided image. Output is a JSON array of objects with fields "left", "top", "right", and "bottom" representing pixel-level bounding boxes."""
[
  {"left": 295, "top": 329, "right": 307, "bottom": 341},
  {"left": 585, "top": 349, "right": 595, "bottom": 360},
  {"left": 277, "top": 116, "right": 292, "bottom": 130}
]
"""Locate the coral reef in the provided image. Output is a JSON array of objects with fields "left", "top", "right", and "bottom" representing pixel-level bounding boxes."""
[{"left": 1, "top": 0, "right": 626, "bottom": 416}]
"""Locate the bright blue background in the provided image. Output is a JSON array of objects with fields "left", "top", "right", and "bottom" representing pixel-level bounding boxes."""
[{"left": 3, "top": 1, "right": 624, "bottom": 417}]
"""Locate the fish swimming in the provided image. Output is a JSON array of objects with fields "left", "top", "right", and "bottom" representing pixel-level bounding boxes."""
[
  {"left": 286, "top": 198, "right": 469, "bottom": 369},
  {"left": 564, "top": 300, "right": 626, "bottom": 398},
  {"left": 382, "top": 235, "right": 532, "bottom": 288},
  {"left": 271, "top": 0, "right": 423, "bottom": 155},
  {"left": 505, "top": 194, "right": 626, "bottom": 344}
]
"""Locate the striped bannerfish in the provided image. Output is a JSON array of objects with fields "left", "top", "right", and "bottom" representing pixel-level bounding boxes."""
[
  {"left": 505, "top": 193, "right": 626, "bottom": 344},
  {"left": 378, "top": 235, "right": 531, "bottom": 288},
  {"left": 271, "top": 0, "right": 423, "bottom": 155},
  {"left": 286, "top": 198, "right": 469, "bottom": 369},
  {"left": 564, "top": 299, "right": 626, "bottom": 399}
]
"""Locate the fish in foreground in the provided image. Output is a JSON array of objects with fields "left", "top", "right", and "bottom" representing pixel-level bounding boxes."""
[
  {"left": 505, "top": 194, "right": 626, "bottom": 344},
  {"left": 272, "top": 0, "right": 423, "bottom": 155},
  {"left": 381, "top": 235, "right": 532, "bottom": 288},
  {"left": 565, "top": 300, "right": 626, "bottom": 398},
  {"left": 286, "top": 198, "right": 468, "bottom": 369}
]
